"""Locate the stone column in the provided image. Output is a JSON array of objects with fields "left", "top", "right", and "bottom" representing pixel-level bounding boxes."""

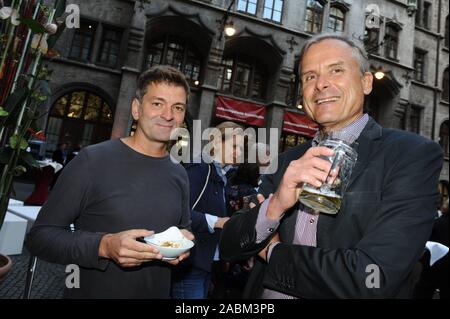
[
  {"left": 195, "top": 39, "right": 225, "bottom": 132},
  {"left": 90, "top": 23, "right": 103, "bottom": 64},
  {"left": 266, "top": 102, "right": 284, "bottom": 141},
  {"left": 110, "top": 3, "right": 146, "bottom": 138}
]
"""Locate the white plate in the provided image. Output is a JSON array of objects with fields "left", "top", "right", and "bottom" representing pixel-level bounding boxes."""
[{"left": 144, "top": 226, "right": 194, "bottom": 259}]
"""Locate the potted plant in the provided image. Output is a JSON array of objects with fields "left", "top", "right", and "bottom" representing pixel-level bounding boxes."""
[{"left": 0, "top": 0, "right": 66, "bottom": 283}]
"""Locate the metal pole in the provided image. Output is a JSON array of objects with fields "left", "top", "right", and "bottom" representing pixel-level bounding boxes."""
[
  {"left": 14, "top": 7, "right": 57, "bottom": 135},
  {"left": 23, "top": 256, "right": 38, "bottom": 299},
  {"left": 10, "top": 0, "right": 43, "bottom": 93}
]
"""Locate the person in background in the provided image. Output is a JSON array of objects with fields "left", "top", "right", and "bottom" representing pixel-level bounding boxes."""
[
  {"left": 66, "top": 143, "right": 83, "bottom": 165},
  {"left": 413, "top": 198, "right": 449, "bottom": 299},
  {"left": 230, "top": 143, "right": 271, "bottom": 212},
  {"left": 52, "top": 142, "right": 68, "bottom": 166},
  {"left": 49, "top": 142, "right": 68, "bottom": 188},
  {"left": 171, "top": 121, "right": 243, "bottom": 299}
]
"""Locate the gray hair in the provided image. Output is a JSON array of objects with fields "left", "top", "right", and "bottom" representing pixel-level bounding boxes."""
[{"left": 298, "top": 34, "right": 370, "bottom": 77}]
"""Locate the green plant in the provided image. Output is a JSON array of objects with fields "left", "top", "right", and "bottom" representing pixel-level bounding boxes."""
[{"left": 0, "top": 0, "right": 66, "bottom": 229}]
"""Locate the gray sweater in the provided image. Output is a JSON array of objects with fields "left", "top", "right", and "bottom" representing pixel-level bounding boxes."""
[{"left": 25, "top": 139, "right": 190, "bottom": 298}]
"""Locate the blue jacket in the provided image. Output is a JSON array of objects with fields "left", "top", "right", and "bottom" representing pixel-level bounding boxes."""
[{"left": 183, "top": 160, "right": 233, "bottom": 272}]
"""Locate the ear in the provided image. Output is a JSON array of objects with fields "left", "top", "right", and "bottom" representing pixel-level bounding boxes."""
[
  {"left": 362, "top": 71, "right": 373, "bottom": 95},
  {"left": 131, "top": 98, "right": 141, "bottom": 121}
]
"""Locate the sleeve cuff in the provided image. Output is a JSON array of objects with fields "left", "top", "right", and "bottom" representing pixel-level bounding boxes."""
[
  {"left": 91, "top": 233, "right": 110, "bottom": 271},
  {"left": 267, "top": 242, "right": 281, "bottom": 261},
  {"left": 255, "top": 199, "right": 281, "bottom": 243},
  {"left": 205, "top": 214, "right": 218, "bottom": 233}
]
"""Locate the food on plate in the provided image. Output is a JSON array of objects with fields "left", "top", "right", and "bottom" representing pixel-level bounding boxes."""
[{"left": 159, "top": 241, "right": 182, "bottom": 248}]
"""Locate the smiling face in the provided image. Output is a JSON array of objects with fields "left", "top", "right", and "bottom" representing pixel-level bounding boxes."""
[
  {"left": 300, "top": 39, "right": 373, "bottom": 132},
  {"left": 132, "top": 82, "right": 187, "bottom": 145}
]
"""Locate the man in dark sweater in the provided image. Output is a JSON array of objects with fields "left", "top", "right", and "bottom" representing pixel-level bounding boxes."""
[{"left": 26, "top": 66, "right": 194, "bottom": 298}]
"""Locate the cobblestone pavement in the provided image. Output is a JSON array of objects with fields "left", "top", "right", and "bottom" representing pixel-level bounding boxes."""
[
  {"left": 1, "top": 181, "right": 65, "bottom": 299},
  {"left": 0, "top": 249, "right": 65, "bottom": 299}
]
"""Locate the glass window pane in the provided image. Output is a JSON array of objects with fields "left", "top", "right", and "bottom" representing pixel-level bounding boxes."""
[
  {"left": 264, "top": 0, "right": 273, "bottom": 9},
  {"left": 238, "top": 0, "right": 247, "bottom": 11},
  {"left": 442, "top": 69, "right": 449, "bottom": 101},
  {"left": 233, "top": 64, "right": 250, "bottom": 96},
  {"left": 69, "top": 22, "right": 95, "bottom": 61},
  {"left": 439, "top": 121, "right": 449, "bottom": 156},
  {"left": 84, "top": 108, "right": 99, "bottom": 121},
  {"left": 82, "top": 47, "right": 90, "bottom": 60},
  {"left": 273, "top": 10, "right": 281, "bottom": 22},
  {"left": 72, "top": 34, "right": 82, "bottom": 46},
  {"left": 110, "top": 55, "right": 117, "bottom": 66},
  {"left": 146, "top": 45, "right": 163, "bottom": 68},
  {"left": 87, "top": 94, "right": 102, "bottom": 109},
  {"left": 222, "top": 66, "right": 233, "bottom": 92},
  {"left": 263, "top": 8, "right": 271, "bottom": 19},
  {"left": 70, "top": 46, "right": 80, "bottom": 58},
  {"left": 52, "top": 95, "right": 67, "bottom": 116},
  {"left": 109, "top": 44, "right": 119, "bottom": 56},
  {"left": 192, "top": 65, "right": 200, "bottom": 80},
  {"left": 226, "top": 68, "right": 233, "bottom": 81},
  {"left": 46, "top": 117, "right": 63, "bottom": 151},
  {"left": 101, "top": 102, "right": 113, "bottom": 123},
  {"left": 252, "top": 72, "right": 263, "bottom": 98},
  {"left": 98, "top": 28, "right": 122, "bottom": 67},
  {"left": 81, "top": 123, "right": 94, "bottom": 146},
  {"left": 248, "top": 3, "right": 257, "bottom": 14},
  {"left": 327, "top": 18, "right": 335, "bottom": 31},
  {"left": 68, "top": 92, "right": 85, "bottom": 119},
  {"left": 274, "top": 0, "right": 283, "bottom": 11}
]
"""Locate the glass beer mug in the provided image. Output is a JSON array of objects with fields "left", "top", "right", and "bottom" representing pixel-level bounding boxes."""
[{"left": 298, "top": 136, "right": 358, "bottom": 214}]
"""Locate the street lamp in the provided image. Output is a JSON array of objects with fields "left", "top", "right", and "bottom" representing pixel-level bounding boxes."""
[
  {"left": 374, "top": 71, "right": 385, "bottom": 80},
  {"left": 224, "top": 21, "right": 236, "bottom": 37},
  {"left": 406, "top": 0, "right": 417, "bottom": 17},
  {"left": 217, "top": 0, "right": 237, "bottom": 41}
]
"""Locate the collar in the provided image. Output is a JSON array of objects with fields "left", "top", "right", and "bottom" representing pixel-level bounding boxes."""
[{"left": 312, "top": 113, "right": 369, "bottom": 146}]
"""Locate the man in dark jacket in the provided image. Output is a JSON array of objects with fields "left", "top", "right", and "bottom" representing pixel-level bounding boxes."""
[{"left": 220, "top": 34, "right": 443, "bottom": 298}]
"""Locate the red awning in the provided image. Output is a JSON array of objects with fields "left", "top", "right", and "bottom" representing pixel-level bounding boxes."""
[
  {"left": 283, "top": 111, "right": 319, "bottom": 138},
  {"left": 215, "top": 96, "right": 266, "bottom": 127}
]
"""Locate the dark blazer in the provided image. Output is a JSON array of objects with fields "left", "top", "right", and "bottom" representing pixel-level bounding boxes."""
[
  {"left": 220, "top": 118, "right": 444, "bottom": 298},
  {"left": 183, "top": 161, "right": 231, "bottom": 272}
]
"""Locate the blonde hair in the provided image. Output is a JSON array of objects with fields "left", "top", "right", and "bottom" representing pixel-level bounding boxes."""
[
  {"left": 209, "top": 121, "right": 244, "bottom": 157},
  {"left": 215, "top": 121, "right": 244, "bottom": 140}
]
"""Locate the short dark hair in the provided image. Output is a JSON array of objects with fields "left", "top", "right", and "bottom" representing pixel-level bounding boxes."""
[
  {"left": 298, "top": 34, "right": 369, "bottom": 77},
  {"left": 135, "top": 65, "right": 190, "bottom": 102}
]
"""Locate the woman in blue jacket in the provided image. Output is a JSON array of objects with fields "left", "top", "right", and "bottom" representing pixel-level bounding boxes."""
[{"left": 171, "top": 121, "right": 244, "bottom": 299}]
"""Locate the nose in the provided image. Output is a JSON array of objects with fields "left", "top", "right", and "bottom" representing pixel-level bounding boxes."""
[
  {"left": 315, "top": 74, "right": 330, "bottom": 92},
  {"left": 160, "top": 105, "right": 174, "bottom": 121}
]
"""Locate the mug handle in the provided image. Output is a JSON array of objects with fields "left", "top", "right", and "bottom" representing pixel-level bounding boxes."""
[{"left": 325, "top": 150, "right": 345, "bottom": 185}]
